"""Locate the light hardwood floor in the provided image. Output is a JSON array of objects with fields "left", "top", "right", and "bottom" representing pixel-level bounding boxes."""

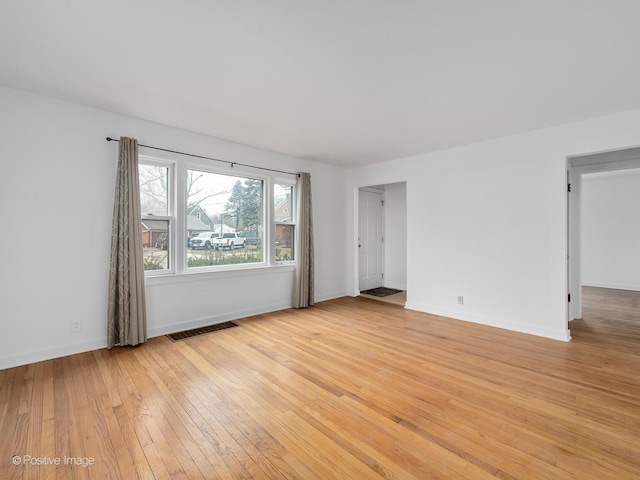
[{"left": 1, "top": 287, "right": 639, "bottom": 479}]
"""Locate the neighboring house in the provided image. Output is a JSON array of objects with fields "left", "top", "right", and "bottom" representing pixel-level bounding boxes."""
[
  {"left": 274, "top": 192, "right": 293, "bottom": 250},
  {"left": 274, "top": 193, "right": 292, "bottom": 223},
  {"left": 187, "top": 204, "right": 215, "bottom": 230},
  {"left": 141, "top": 219, "right": 168, "bottom": 247},
  {"left": 142, "top": 215, "right": 211, "bottom": 247},
  {"left": 187, "top": 215, "right": 210, "bottom": 237}
]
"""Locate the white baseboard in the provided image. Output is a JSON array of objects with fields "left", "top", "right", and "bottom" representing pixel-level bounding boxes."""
[
  {"left": 405, "top": 301, "right": 571, "bottom": 342},
  {"left": 2, "top": 300, "right": 296, "bottom": 370},
  {"left": 151, "top": 290, "right": 350, "bottom": 338},
  {"left": 0, "top": 337, "right": 107, "bottom": 371},
  {"left": 148, "top": 301, "right": 293, "bottom": 338},
  {"left": 0, "top": 290, "right": 372, "bottom": 370},
  {"left": 314, "top": 290, "right": 349, "bottom": 303}
]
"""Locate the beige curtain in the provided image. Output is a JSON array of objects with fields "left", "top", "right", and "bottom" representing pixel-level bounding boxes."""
[
  {"left": 107, "top": 137, "right": 147, "bottom": 347},
  {"left": 293, "top": 172, "right": 314, "bottom": 308}
]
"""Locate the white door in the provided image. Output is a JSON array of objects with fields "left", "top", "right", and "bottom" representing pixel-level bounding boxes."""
[{"left": 359, "top": 190, "right": 384, "bottom": 291}]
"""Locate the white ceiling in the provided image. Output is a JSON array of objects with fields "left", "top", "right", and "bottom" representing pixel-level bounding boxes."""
[{"left": 2, "top": 1, "right": 640, "bottom": 167}]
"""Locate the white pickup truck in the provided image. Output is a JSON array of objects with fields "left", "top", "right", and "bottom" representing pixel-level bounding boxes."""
[{"left": 212, "top": 232, "right": 246, "bottom": 250}]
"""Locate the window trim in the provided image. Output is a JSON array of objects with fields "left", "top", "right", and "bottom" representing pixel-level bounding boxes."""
[
  {"left": 274, "top": 181, "right": 296, "bottom": 265},
  {"left": 139, "top": 156, "right": 176, "bottom": 276},
  {"left": 184, "top": 164, "right": 268, "bottom": 272}
]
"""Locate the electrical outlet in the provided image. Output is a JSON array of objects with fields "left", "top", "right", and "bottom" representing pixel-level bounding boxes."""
[
  {"left": 457, "top": 296, "right": 464, "bottom": 305},
  {"left": 71, "top": 320, "right": 81, "bottom": 332}
]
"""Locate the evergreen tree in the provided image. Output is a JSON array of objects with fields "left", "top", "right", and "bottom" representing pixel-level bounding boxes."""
[
  {"left": 242, "top": 179, "right": 262, "bottom": 230},
  {"left": 224, "top": 179, "right": 263, "bottom": 232},
  {"left": 224, "top": 180, "right": 245, "bottom": 231}
]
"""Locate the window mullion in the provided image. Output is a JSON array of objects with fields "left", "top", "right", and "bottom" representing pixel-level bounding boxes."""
[
  {"left": 174, "top": 162, "right": 186, "bottom": 274},
  {"left": 265, "top": 177, "right": 275, "bottom": 266}
]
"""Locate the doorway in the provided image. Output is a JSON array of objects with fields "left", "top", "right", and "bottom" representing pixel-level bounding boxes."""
[
  {"left": 567, "top": 147, "right": 640, "bottom": 322},
  {"left": 357, "top": 182, "right": 407, "bottom": 299}
]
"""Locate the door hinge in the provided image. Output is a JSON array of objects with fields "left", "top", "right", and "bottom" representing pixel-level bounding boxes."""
[
  {"left": 567, "top": 183, "right": 571, "bottom": 192},
  {"left": 382, "top": 273, "right": 384, "bottom": 279},
  {"left": 381, "top": 236, "right": 384, "bottom": 243},
  {"left": 381, "top": 200, "right": 385, "bottom": 206},
  {"left": 568, "top": 293, "right": 571, "bottom": 302}
]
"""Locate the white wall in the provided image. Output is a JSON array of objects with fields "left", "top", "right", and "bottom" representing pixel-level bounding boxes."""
[
  {"left": 348, "top": 108, "right": 640, "bottom": 342},
  {"left": 383, "top": 182, "right": 407, "bottom": 290},
  {"left": 5, "top": 85, "right": 640, "bottom": 368},
  {"left": 0, "top": 85, "right": 348, "bottom": 369},
  {"left": 582, "top": 170, "right": 640, "bottom": 290}
]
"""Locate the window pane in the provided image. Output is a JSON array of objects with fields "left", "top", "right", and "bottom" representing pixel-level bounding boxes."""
[
  {"left": 274, "top": 184, "right": 294, "bottom": 222},
  {"left": 275, "top": 183, "right": 295, "bottom": 262},
  {"left": 139, "top": 163, "right": 171, "bottom": 273},
  {"left": 139, "top": 164, "right": 169, "bottom": 216},
  {"left": 276, "top": 224, "right": 295, "bottom": 262},
  {"left": 142, "top": 218, "right": 170, "bottom": 271},
  {"left": 186, "top": 169, "right": 264, "bottom": 268}
]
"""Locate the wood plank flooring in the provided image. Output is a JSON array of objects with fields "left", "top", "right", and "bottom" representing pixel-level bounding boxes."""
[{"left": 1, "top": 287, "right": 639, "bottom": 479}]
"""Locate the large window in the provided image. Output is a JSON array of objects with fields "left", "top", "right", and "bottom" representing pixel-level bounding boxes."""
[
  {"left": 139, "top": 162, "right": 172, "bottom": 273},
  {"left": 138, "top": 154, "right": 294, "bottom": 276},
  {"left": 186, "top": 169, "right": 264, "bottom": 269}
]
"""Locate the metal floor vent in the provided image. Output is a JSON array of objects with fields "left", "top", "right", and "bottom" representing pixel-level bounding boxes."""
[{"left": 167, "top": 321, "right": 238, "bottom": 341}]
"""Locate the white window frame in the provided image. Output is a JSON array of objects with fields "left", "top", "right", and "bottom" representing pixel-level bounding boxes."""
[
  {"left": 184, "top": 162, "right": 269, "bottom": 272},
  {"left": 138, "top": 152, "right": 296, "bottom": 278},
  {"left": 274, "top": 179, "right": 296, "bottom": 265},
  {"left": 139, "top": 156, "right": 176, "bottom": 276}
]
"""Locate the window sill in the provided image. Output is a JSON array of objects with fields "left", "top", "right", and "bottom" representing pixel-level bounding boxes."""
[{"left": 144, "top": 263, "right": 296, "bottom": 287}]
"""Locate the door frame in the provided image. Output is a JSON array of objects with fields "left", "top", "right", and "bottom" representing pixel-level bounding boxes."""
[{"left": 567, "top": 147, "right": 640, "bottom": 321}]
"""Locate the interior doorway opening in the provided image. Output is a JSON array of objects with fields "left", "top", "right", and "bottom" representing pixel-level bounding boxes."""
[
  {"left": 357, "top": 182, "right": 407, "bottom": 306},
  {"left": 567, "top": 147, "right": 640, "bottom": 324}
]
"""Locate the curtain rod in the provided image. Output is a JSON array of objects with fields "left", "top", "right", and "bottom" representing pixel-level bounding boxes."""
[{"left": 106, "top": 137, "right": 299, "bottom": 177}]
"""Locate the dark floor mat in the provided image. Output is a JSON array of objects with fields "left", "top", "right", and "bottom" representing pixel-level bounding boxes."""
[{"left": 360, "top": 287, "right": 404, "bottom": 297}]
